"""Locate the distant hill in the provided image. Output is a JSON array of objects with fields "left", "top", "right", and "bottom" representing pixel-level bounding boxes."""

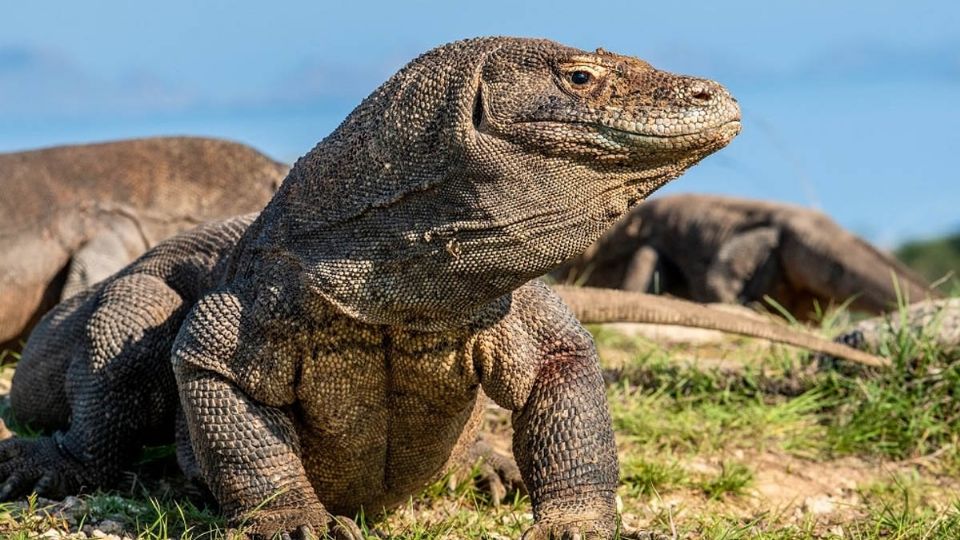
[{"left": 895, "top": 232, "right": 960, "bottom": 290}]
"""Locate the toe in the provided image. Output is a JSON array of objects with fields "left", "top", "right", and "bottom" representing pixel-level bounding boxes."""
[
  {"left": 329, "top": 515, "right": 364, "bottom": 540},
  {"left": 477, "top": 461, "right": 507, "bottom": 504},
  {"left": 294, "top": 524, "right": 316, "bottom": 540},
  {"left": 32, "top": 473, "right": 57, "bottom": 498}
]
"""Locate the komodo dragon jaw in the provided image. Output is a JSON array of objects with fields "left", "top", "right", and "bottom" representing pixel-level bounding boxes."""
[{"left": 239, "top": 37, "right": 741, "bottom": 331}]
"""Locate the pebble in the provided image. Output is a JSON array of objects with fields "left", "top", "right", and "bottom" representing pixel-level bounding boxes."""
[
  {"left": 803, "top": 495, "right": 836, "bottom": 515},
  {"left": 96, "top": 520, "right": 123, "bottom": 535}
]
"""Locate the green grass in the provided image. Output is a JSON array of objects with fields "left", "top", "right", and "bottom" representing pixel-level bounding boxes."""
[
  {"left": 621, "top": 456, "right": 689, "bottom": 497},
  {"left": 818, "top": 306, "right": 960, "bottom": 464},
  {"left": 0, "top": 492, "right": 224, "bottom": 539},
  {"left": 697, "top": 461, "right": 754, "bottom": 501}
]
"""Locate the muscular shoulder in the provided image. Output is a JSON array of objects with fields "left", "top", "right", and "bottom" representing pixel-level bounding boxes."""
[
  {"left": 472, "top": 280, "right": 595, "bottom": 410},
  {"left": 172, "top": 283, "right": 306, "bottom": 407}
]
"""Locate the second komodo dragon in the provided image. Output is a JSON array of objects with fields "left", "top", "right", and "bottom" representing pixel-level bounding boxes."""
[
  {"left": 553, "top": 194, "right": 940, "bottom": 319},
  {"left": 0, "top": 137, "right": 288, "bottom": 348},
  {"left": 3, "top": 36, "right": 751, "bottom": 538}
]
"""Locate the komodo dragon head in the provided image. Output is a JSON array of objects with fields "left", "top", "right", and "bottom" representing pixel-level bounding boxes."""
[{"left": 245, "top": 37, "right": 741, "bottom": 329}]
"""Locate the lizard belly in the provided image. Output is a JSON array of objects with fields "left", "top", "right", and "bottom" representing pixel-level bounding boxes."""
[{"left": 295, "top": 323, "right": 482, "bottom": 515}]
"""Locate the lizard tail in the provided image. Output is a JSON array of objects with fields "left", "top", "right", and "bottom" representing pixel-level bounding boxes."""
[{"left": 552, "top": 285, "right": 889, "bottom": 368}]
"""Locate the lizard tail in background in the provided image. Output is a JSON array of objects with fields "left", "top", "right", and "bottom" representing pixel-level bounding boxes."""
[{"left": 553, "top": 285, "right": 890, "bottom": 368}]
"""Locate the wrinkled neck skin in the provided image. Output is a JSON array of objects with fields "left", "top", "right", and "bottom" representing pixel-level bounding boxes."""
[{"left": 234, "top": 39, "right": 706, "bottom": 331}]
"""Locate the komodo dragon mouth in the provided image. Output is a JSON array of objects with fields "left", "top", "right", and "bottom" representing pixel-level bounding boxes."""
[
  {"left": 516, "top": 118, "right": 742, "bottom": 151},
  {"left": 596, "top": 119, "right": 742, "bottom": 140},
  {"left": 515, "top": 118, "right": 742, "bottom": 139}
]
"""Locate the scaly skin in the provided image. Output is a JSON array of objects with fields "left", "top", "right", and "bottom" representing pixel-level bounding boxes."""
[
  {"left": 0, "top": 137, "right": 287, "bottom": 348},
  {"left": 8, "top": 37, "right": 742, "bottom": 539},
  {"left": 174, "top": 36, "right": 738, "bottom": 539},
  {"left": 552, "top": 194, "right": 940, "bottom": 320},
  {"left": 1, "top": 222, "right": 887, "bottom": 513},
  {"left": 3, "top": 215, "right": 255, "bottom": 500}
]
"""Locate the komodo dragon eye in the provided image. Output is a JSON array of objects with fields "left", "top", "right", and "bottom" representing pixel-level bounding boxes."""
[{"left": 569, "top": 71, "right": 592, "bottom": 85}]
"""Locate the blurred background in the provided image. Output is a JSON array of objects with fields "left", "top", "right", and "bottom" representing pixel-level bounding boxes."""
[{"left": 1, "top": 0, "right": 957, "bottom": 273}]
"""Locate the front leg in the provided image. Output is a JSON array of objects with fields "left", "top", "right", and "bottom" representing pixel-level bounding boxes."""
[
  {"left": 172, "top": 291, "right": 360, "bottom": 540},
  {"left": 475, "top": 282, "right": 620, "bottom": 539},
  {"left": 512, "top": 341, "right": 618, "bottom": 539}
]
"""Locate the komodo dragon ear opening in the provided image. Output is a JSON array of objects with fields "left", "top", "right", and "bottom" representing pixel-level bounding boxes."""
[{"left": 471, "top": 83, "right": 485, "bottom": 130}]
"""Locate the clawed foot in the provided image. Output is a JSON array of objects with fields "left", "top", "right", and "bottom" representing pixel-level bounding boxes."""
[
  {"left": 521, "top": 520, "right": 612, "bottom": 540},
  {"left": 460, "top": 438, "right": 525, "bottom": 505},
  {"left": 0, "top": 436, "right": 98, "bottom": 500},
  {"left": 233, "top": 510, "right": 363, "bottom": 540},
  {"left": 522, "top": 522, "right": 661, "bottom": 540},
  {"left": 472, "top": 451, "right": 524, "bottom": 505}
]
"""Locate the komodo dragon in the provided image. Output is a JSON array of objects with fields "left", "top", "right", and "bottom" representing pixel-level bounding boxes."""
[
  {"left": 4, "top": 214, "right": 885, "bottom": 496},
  {"left": 0, "top": 137, "right": 288, "bottom": 348},
  {"left": 1, "top": 37, "right": 749, "bottom": 539},
  {"left": 552, "top": 194, "right": 940, "bottom": 320},
  {"left": 1, "top": 206, "right": 886, "bottom": 516}
]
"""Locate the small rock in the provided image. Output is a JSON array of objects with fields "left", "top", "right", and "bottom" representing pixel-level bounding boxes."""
[
  {"left": 90, "top": 533, "right": 122, "bottom": 540},
  {"left": 97, "top": 519, "right": 124, "bottom": 535},
  {"left": 55, "top": 496, "right": 87, "bottom": 525},
  {"left": 39, "top": 530, "right": 62, "bottom": 539},
  {"left": 803, "top": 495, "right": 835, "bottom": 515}
]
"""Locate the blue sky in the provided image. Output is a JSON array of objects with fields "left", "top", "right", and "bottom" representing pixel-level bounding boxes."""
[{"left": 2, "top": 1, "right": 957, "bottom": 247}]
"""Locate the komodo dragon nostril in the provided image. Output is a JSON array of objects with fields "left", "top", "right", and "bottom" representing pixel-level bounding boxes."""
[{"left": 691, "top": 88, "right": 713, "bottom": 103}]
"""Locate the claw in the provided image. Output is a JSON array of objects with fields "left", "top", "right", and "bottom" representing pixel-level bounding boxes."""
[
  {"left": 476, "top": 460, "right": 507, "bottom": 504},
  {"left": 618, "top": 529, "right": 668, "bottom": 540},
  {"left": 33, "top": 473, "right": 55, "bottom": 498},
  {"left": 295, "top": 525, "right": 316, "bottom": 540},
  {"left": 465, "top": 439, "right": 525, "bottom": 505},
  {"left": 329, "top": 515, "right": 364, "bottom": 540}
]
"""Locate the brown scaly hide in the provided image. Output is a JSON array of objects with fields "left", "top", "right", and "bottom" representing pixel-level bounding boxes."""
[
  {"left": 5, "top": 37, "right": 741, "bottom": 539},
  {"left": 0, "top": 137, "right": 287, "bottom": 347},
  {"left": 553, "top": 193, "right": 940, "bottom": 320}
]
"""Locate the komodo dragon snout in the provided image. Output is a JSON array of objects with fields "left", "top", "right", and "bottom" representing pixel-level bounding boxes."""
[
  {"left": 470, "top": 41, "right": 741, "bottom": 187},
  {"left": 483, "top": 48, "right": 741, "bottom": 158}
]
